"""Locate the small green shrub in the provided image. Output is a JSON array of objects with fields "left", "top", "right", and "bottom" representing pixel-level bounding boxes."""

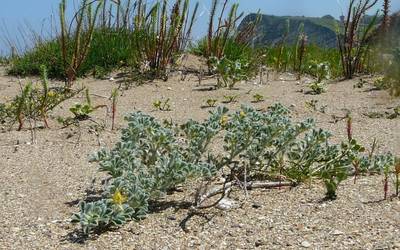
[
  {"left": 2, "top": 65, "right": 75, "bottom": 130},
  {"left": 211, "top": 57, "right": 249, "bottom": 89},
  {"left": 307, "top": 61, "right": 330, "bottom": 83},
  {"left": 205, "top": 98, "right": 218, "bottom": 107},
  {"left": 0, "top": 56, "right": 9, "bottom": 65},
  {"left": 9, "top": 0, "right": 198, "bottom": 82},
  {"left": 258, "top": 45, "right": 342, "bottom": 79},
  {"left": 222, "top": 95, "right": 239, "bottom": 103},
  {"left": 73, "top": 103, "right": 391, "bottom": 234},
  {"left": 153, "top": 98, "right": 171, "bottom": 111},
  {"left": 8, "top": 40, "right": 65, "bottom": 78},
  {"left": 308, "top": 82, "right": 326, "bottom": 95},
  {"left": 58, "top": 88, "right": 106, "bottom": 127},
  {"left": 373, "top": 77, "right": 391, "bottom": 90},
  {"left": 252, "top": 93, "right": 265, "bottom": 103}
]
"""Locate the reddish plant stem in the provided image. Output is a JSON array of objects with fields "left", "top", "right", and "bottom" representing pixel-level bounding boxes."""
[
  {"left": 353, "top": 160, "right": 359, "bottom": 184},
  {"left": 384, "top": 175, "right": 388, "bottom": 200},
  {"left": 347, "top": 115, "right": 352, "bottom": 142},
  {"left": 111, "top": 100, "right": 116, "bottom": 131}
]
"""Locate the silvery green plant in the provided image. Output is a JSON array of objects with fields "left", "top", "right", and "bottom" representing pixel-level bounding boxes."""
[
  {"left": 73, "top": 109, "right": 226, "bottom": 234},
  {"left": 73, "top": 103, "right": 392, "bottom": 234},
  {"left": 210, "top": 57, "right": 249, "bottom": 89}
]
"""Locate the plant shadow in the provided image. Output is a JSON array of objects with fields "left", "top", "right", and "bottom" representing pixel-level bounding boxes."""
[
  {"left": 64, "top": 188, "right": 103, "bottom": 207},
  {"left": 64, "top": 192, "right": 194, "bottom": 244},
  {"left": 61, "top": 225, "right": 119, "bottom": 245},
  {"left": 148, "top": 199, "right": 193, "bottom": 214}
]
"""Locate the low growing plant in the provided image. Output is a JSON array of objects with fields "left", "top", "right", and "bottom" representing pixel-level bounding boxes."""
[
  {"left": 205, "top": 98, "right": 218, "bottom": 108},
  {"left": 70, "top": 89, "right": 104, "bottom": 120},
  {"left": 373, "top": 77, "right": 391, "bottom": 90},
  {"left": 307, "top": 61, "right": 330, "bottom": 94},
  {"left": 252, "top": 93, "right": 265, "bottom": 103},
  {"left": 308, "top": 82, "right": 326, "bottom": 95},
  {"left": 73, "top": 103, "right": 392, "bottom": 234},
  {"left": 211, "top": 57, "right": 249, "bottom": 89},
  {"left": 58, "top": 88, "right": 105, "bottom": 127},
  {"left": 2, "top": 65, "right": 76, "bottom": 130},
  {"left": 153, "top": 98, "right": 171, "bottom": 111},
  {"left": 222, "top": 95, "right": 239, "bottom": 104}
]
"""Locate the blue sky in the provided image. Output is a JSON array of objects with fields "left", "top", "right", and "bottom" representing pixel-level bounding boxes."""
[{"left": 1, "top": 0, "right": 399, "bottom": 55}]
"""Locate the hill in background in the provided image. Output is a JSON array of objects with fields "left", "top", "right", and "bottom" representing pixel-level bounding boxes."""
[{"left": 240, "top": 13, "right": 382, "bottom": 48}]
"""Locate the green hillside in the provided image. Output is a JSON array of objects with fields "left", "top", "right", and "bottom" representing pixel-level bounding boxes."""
[
  {"left": 240, "top": 13, "right": 339, "bottom": 48},
  {"left": 240, "top": 13, "right": 385, "bottom": 49}
]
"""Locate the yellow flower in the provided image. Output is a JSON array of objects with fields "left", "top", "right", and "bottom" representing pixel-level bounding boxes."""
[
  {"left": 220, "top": 115, "right": 229, "bottom": 127},
  {"left": 239, "top": 111, "right": 246, "bottom": 118},
  {"left": 112, "top": 189, "right": 127, "bottom": 205},
  {"left": 47, "top": 91, "right": 56, "bottom": 98}
]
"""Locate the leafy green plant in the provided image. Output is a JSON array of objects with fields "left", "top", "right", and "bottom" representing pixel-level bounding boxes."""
[
  {"left": 73, "top": 103, "right": 391, "bottom": 234},
  {"left": 252, "top": 93, "right": 265, "bottom": 103},
  {"left": 211, "top": 57, "right": 249, "bottom": 89},
  {"left": 205, "top": 98, "right": 218, "bottom": 108},
  {"left": 69, "top": 89, "right": 100, "bottom": 120},
  {"left": 93, "top": 65, "right": 108, "bottom": 79},
  {"left": 318, "top": 140, "right": 366, "bottom": 199},
  {"left": 308, "top": 82, "right": 326, "bottom": 95},
  {"left": 305, "top": 100, "right": 327, "bottom": 113},
  {"left": 0, "top": 56, "right": 9, "bottom": 65},
  {"left": 1, "top": 65, "right": 75, "bottom": 130},
  {"left": 222, "top": 95, "right": 239, "bottom": 104},
  {"left": 10, "top": 0, "right": 199, "bottom": 82},
  {"left": 58, "top": 88, "right": 105, "bottom": 127},
  {"left": 306, "top": 61, "right": 330, "bottom": 94},
  {"left": 153, "top": 98, "right": 171, "bottom": 111},
  {"left": 72, "top": 110, "right": 224, "bottom": 233},
  {"left": 307, "top": 61, "right": 331, "bottom": 83},
  {"left": 357, "top": 153, "right": 395, "bottom": 199},
  {"left": 373, "top": 77, "right": 391, "bottom": 90}
]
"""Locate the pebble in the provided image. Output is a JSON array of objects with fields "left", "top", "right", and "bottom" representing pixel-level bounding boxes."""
[
  {"left": 167, "top": 215, "right": 176, "bottom": 221},
  {"left": 332, "top": 229, "right": 344, "bottom": 236},
  {"left": 217, "top": 198, "right": 239, "bottom": 210},
  {"left": 301, "top": 241, "right": 312, "bottom": 248}
]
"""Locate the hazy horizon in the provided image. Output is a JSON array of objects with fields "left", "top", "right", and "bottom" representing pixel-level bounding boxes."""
[{"left": 1, "top": 0, "right": 399, "bottom": 55}]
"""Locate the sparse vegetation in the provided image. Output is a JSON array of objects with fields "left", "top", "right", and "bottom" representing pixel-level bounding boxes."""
[
  {"left": 73, "top": 104, "right": 394, "bottom": 234},
  {"left": 222, "top": 95, "right": 239, "bottom": 104},
  {"left": 153, "top": 98, "right": 171, "bottom": 111},
  {"left": 337, "top": 0, "right": 379, "bottom": 79},
  {"left": 1, "top": 0, "right": 399, "bottom": 246},
  {"left": 0, "top": 65, "right": 77, "bottom": 130},
  {"left": 205, "top": 98, "right": 218, "bottom": 108},
  {"left": 252, "top": 93, "right": 265, "bottom": 103}
]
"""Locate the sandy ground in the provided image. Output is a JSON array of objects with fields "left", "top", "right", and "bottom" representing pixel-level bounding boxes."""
[{"left": 0, "top": 62, "right": 399, "bottom": 249}]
